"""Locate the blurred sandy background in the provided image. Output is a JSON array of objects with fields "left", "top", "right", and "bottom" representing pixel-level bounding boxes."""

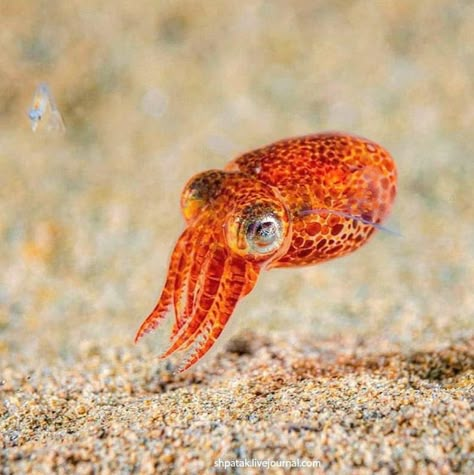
[{"left": 0, "top": 1, "right": 473, "bottom": 473}]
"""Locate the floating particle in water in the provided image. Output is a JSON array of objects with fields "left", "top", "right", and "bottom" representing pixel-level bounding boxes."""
[
  {"left": 28, "top": 83, "right": 65, "bottom": 134},
  {"left": 140, "top": 88, "right": 168, "bottom": 119}
]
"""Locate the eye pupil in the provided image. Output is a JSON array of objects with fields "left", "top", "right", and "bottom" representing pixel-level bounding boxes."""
[
  {"left": 245, "top": 215, "right": 282, "bottom": 254},
  {"left": 226, "top": 204, "right": 287, "bottom": 259},
  {"left": 255, "top": 221, "right": 276, "bottom": 241}
]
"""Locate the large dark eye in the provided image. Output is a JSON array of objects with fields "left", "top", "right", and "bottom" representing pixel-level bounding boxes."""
[{"left": 245, "top": 214, "right": 282, "bottom": 254}]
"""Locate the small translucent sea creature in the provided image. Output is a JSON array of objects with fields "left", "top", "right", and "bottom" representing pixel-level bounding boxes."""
[
  {"left": 28, "top": 83, "right": 65, "bottom": 133},
  {"left": 135, "top": 132, "right": 398, "bottom": 372}
]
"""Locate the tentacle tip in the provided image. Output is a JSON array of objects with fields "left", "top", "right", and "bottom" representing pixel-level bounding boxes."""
[
  {"left": 174, "top": 359, "right": 196, "bottom": 374},
  {"left": 133, "top": 333, "right": 143, "bottom": 344},
  {"left": 174, "top": 343, "right": 213, "bottom": 373},
  {"left": 134, "top": 323, "right": 154, "bottom": 344},
  {"left": 134, "top": 330, "right": 145, "bottom": 344}
]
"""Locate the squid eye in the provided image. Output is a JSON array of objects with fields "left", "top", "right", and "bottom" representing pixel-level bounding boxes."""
[
  {"left": 245, "top": 215, "right": 282, "bottom": 254},
  {"left": 180, "top": 170, "right": 226, "bottom": 222},
  {"left": 225, "top": 201, "right": 290, "bottom": 261}
]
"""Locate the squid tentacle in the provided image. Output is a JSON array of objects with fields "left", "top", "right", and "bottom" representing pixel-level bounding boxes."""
[
  {"left": 171, "top": 227, "right": 203, "bottom": 334},
  {"left": 169, "top": 228, "right": 215, "bottom": 340},
  {"left": 175, "top": 257, "right": 253, "bottom": 373},
  {"left": 171, "top": 239, "right": 192, "bottom": 327},
  {"left": 173, "top": 251, "right": 244, "bottom": 354},
  {"left": 158, "top": 244, "right": 228, "bottom": 359},
  {"left": 165, "top": 255, "right": 259, "bottom": 373},
  {"left": 134, "top": 228, "right": 191, "bottom": 343},
  {"left": 185, "top": 233, "right": 215, "bottom": 319}
]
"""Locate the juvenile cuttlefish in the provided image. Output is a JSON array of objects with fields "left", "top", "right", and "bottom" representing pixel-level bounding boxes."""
[{"left": 135, "top": 132, "right": 397, "bottom": 372}]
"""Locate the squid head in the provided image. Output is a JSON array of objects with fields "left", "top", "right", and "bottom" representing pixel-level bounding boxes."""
[{"left": 135, "top": 170, "right": 292, "bottom": 372}]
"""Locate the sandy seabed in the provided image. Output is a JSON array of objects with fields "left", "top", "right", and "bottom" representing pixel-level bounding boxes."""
[{"left": 1, "top": 333, "right": 472, "bottom": 474}]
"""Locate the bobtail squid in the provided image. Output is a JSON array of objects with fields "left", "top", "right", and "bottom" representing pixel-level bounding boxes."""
[{"left": 135, "top": 132, "right": 397, "bottom": 372}]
